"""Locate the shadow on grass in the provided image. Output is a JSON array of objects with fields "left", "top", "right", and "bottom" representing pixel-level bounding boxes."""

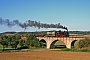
[
  {"left": 17, "top": 46, "right": 29, "bottom": 50},
  {"left": 0, "top": 46, "right": 30, "bottom": 52},
  {"left": 54, "top": 45, "right": 66, "bottom": 49}
]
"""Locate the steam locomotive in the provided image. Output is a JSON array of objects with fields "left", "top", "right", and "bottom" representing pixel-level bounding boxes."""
[{"left": 34, "top": 30, "right": 69, "bottom": 37}]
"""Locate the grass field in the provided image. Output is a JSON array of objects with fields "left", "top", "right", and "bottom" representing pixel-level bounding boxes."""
[
  {"left": 54, "top": 40, "right": 66, "bottom": 48},
  {"left": 55, "top": 40, "right": 65, "bottom": 45}
]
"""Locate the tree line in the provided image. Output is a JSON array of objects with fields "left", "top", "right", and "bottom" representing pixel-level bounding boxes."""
[
  {"left": 0, "top": 31, "right": 90, "bottom": 35},
  {"left": 0, "top": 34, "right": 45, "bottom": 51},
  {"left": 69, "top": 31, "right": 90, "bottom": 35}
]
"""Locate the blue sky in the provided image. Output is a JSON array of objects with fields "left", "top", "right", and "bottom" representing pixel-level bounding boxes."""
[{"left": 0, "top": 0, "right": 90, "bottom": 33}]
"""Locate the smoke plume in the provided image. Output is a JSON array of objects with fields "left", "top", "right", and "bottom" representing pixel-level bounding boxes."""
[{"left": 0, "top": 17, "right": 68, "bottom": 31}]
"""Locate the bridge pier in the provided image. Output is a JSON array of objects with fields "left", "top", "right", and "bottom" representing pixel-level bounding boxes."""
[
  {"left": 47, "top": 44, "right": 50, "bottom": 49},
  {"left": 46, "top": 39, "right": 51, "bottom": 49},
  {"left": 66, "top": 44, "right": 71, "bottom": 49}
]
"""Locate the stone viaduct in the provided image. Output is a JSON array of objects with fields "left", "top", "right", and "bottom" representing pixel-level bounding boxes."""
[{"left": 36, "top": 36, "right": 87, "bottom": 49}]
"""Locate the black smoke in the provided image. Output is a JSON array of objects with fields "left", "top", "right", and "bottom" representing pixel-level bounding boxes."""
[{"left": 0, "top": 17, "right": 68, "bottom": 31}]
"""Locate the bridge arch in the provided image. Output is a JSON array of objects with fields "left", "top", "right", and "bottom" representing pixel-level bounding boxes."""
[
  {"left": 39, "top": 39, "right": 47, "bottom": 48},
  {"left": 50, "top": 40, "right": 66, "bottom": 49},
  {"left": 36, "top": 37, "right": 85, "bottom": 49},
  {"left": 71, "top": 40, "right": 77, "bottom": 48}
]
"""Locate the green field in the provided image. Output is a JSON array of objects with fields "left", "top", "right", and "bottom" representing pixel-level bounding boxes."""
[
  {"left": 54, "top": 41, "right": 66, "bottom": 48},
  {"left": 55, "top": 41, "right": 65, "bottom": 45}
]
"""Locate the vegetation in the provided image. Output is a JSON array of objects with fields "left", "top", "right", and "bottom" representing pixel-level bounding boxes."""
[
  {"left": 0, "top": 32, "right": 90, "bottom": 52},
  {"left": 0, "top": 31, "right": 90, "bottom": 35},
  {"left": 77, "top": 38, "right": 90, "bottom": 49},
  {"left": 0, "top": 34, "right": 45, "bottom": 52},
  {"left": 26, "top": 35, "right": 40, "bottom": 48},
  {"left": 69, "top": 31, "right": 90, "bottom": 35},
  {"left": 0, "top": 35, "right": 8, "bottom": 51},
  {"left": 59, "top": 38, "right": 90, "bottom": 52}
]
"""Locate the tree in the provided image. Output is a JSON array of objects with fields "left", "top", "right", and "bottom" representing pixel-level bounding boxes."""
[
  {"left": 20, "top": 39, "right": 25, "bottom": 47},
  {"left": 26, "top": 35, "right": 40, "bottom": 48},
  {"left": 0, "top": 35, "right": 8, "bottom": 52},
  {"left": 10, "top": 35, "right": 19, "bottom": 49},
  {"left": 39, "top": 42, "right": 45, "bottom": 48},
  {"left": 78, "top": 38, "right": 90, "bottom": 49},
  {"left": 33, "top": 38, "right": 40, "bottom": 48},
  {"left": 26, "top": 35, "right": 33, "bottom": 48},
  {"left": 78, "top": 40, "right": 85, "bottom": 49}
]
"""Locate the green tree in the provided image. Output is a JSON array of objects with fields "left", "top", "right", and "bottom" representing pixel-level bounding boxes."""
[
  {"left": 39, "top": 42, "right": 45, "bottom": 48},
  {"left": 33, "top": 38, "right": 40, "bottom": 48},
  {"left": 20, "top": 39, "right": 25, "bottom": 47},
  {"left": 10, "top": 35, "right": 19, "bottom": 49},
  {"left": 78, "top": 40, "right": 85, "bottom": 49},
  {"left": 15, "top": 34, "right": 21, "bottom": 40},
  {"left": 6, "top": 36, "right": 12, "bottom": 47},
  {"left": 0, "top": 35, "right": 8, "bottom": 52},
  {"left": 26, "top": 35, "right": 40, "bottom": 48},
  {"left": 78, "top": 38, "right": 90, "bottom": 49},
  {"left": 26, "top": 35, "right": 34, "bottom": 48}
]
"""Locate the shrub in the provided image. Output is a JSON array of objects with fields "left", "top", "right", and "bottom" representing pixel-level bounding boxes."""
[{"left": 78, "top": 38, "right": 90, "bottom": 49}]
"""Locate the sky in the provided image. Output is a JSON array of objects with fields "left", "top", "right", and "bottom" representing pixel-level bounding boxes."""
[{"left": 0, "top": 0, "right": 90, "bottom": 33}]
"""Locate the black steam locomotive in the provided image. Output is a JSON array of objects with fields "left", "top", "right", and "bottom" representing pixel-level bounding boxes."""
[{"left": 34, "top": 30, "right": 69, "bottom": 37}]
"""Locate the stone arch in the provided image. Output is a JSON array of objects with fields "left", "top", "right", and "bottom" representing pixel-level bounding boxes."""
[
  {"left": 71, "top": 40, "right": 77, "bottom": 48},
  {"left": 39, "top": 39, "right": 47, "bottom": 47},
  {"left": 50, "top": 40, "right": 66, "bottom": 49}
]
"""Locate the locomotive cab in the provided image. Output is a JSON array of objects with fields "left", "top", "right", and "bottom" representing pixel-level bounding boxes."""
[{"left": 56, "top": 30, "right": 69, "bottom": 37}]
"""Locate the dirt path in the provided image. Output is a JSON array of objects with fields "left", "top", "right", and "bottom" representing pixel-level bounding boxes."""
[{"left": 0, "top": 51, "right": 90, "bottom": 60}]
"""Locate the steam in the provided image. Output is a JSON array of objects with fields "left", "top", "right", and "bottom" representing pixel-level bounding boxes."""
[{"left": 0, "top": 17, "right": 68, "bottom": 31}]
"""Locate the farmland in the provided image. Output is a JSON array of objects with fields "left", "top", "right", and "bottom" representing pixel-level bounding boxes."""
[{"left": 0, "top": 51, "right": 90, "bottom": 60}]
